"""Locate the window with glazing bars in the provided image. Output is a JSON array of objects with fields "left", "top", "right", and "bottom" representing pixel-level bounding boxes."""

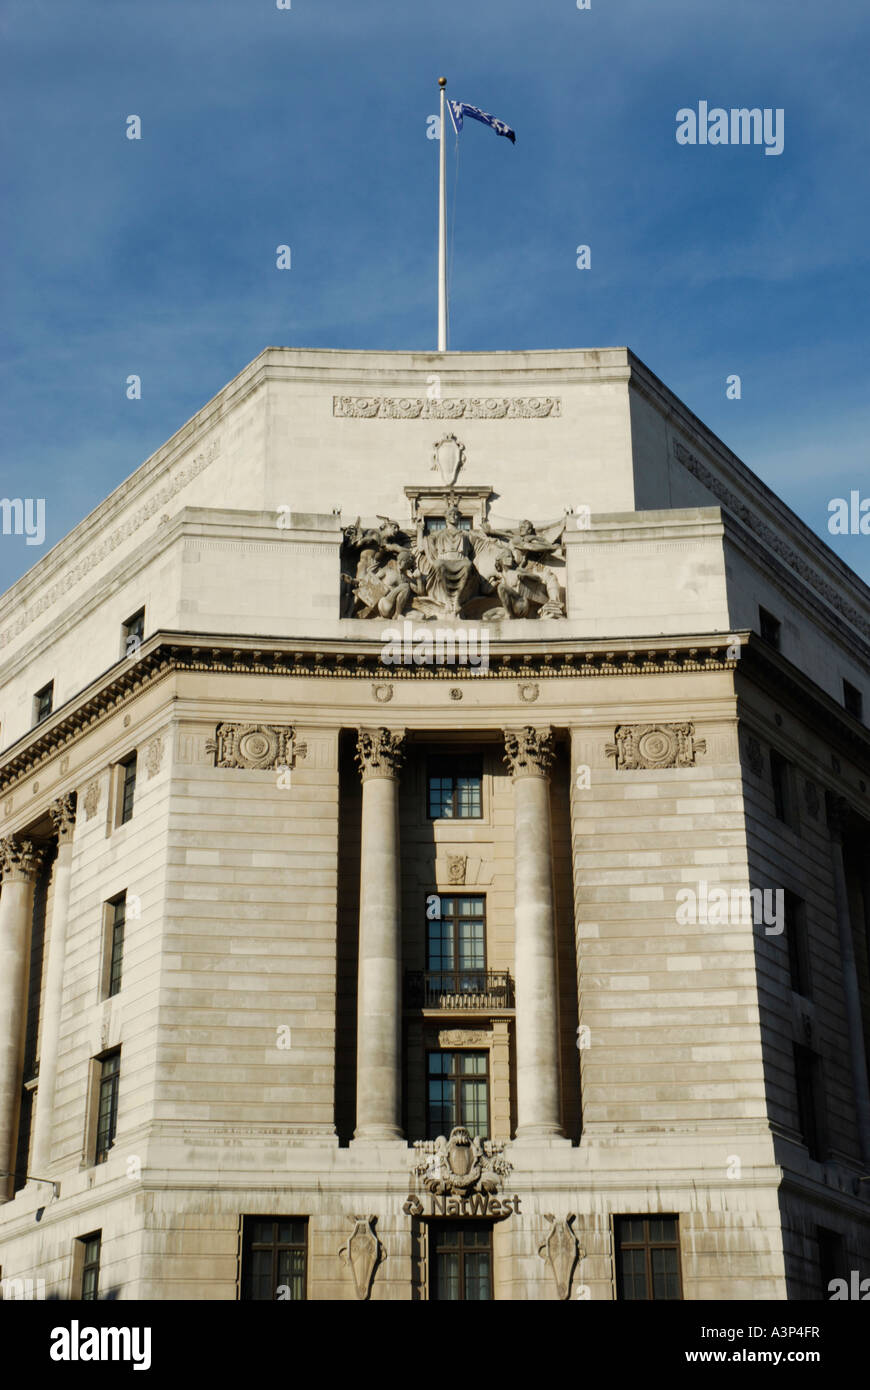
[
  {"left": 427, "top": 1050, "right": 489, "bottom": 1139},
  {"left": 94, "top": 1051, "right": 120, "bottom": 1163},
  {"left": 241, "top": 1218, "right": 307, "bottom": 1300},
  {"left": 427, "top": 894, "right": 486, "bottom": 978},
  {"left": 427, "top": 755, "right": 482, "bottom": 819},
  {"left": 430, "top": 1222, "right": 493, "bottom": 1300},
  {"left": 119, "top": 754, "right": 137, "bottom": 825},
  {"left": 615, "top": 1216, "right": 682, "bottom": 1300},
  {"left": 79, "top": 1232, "right": 101, "bottom": 1300},
  {"left": 107, "top": 894, "right": 126, "bottom": 998}
]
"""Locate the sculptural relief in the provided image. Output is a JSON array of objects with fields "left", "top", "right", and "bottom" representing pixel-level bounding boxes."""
[{"left": 341, "top": 498, "right": 568, "bottom": 622}]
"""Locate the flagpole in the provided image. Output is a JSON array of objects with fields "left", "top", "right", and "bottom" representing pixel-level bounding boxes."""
[{"left": 437, "top": 76, "right": 448, "bottom": 351}]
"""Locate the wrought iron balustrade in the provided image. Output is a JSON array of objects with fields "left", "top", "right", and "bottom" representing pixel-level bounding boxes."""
[{"left": 405, "top": 969, "right": 513, "bottom": 1010}]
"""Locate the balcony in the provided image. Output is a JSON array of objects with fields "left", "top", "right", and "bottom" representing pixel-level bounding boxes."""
[{"left": 405, "top": 970, "right": 514, "bottom": 1011}]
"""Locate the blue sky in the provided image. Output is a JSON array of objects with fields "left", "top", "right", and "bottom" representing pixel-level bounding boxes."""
[{"left": 1, "top": 0, "right": 868, "bottom": 592}]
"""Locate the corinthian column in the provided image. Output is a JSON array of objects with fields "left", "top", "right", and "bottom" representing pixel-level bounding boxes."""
[
  {"left": 353, "top": 728, "right": 406, "bottom": 1143},
  {"left": 30, "top": 795, "right": 77, "bottom": 1174},
  {"left": 826, "top": 794, "right": 870, "bottom": 1162},
  {"left": 0, "top": 837, "right": 45, "bottom": 1199},
  {"left": 504, "top": 727, "right": 566, "bottom": 1143}
]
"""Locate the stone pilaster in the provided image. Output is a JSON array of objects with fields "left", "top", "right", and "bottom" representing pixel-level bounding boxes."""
[
  {"left": 30, "top": 795, "right": 77, "bottom": 1174},
  {"left": 352, "top": 729, "right": 406, "bottom": 1143},
  {"left": 503, "top": 727, "right": 567, "bottom": 1142},
  {"left": 0, "top": 837, "right": 46, "bottom": 1198}
]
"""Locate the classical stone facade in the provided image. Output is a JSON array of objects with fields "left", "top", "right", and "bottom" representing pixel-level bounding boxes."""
[{"left": 0, "top": 347, "right": 868, "bottom": 1300}]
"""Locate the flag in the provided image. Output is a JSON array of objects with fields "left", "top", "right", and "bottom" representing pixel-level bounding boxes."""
[{"left": 447, "top": 100, "right": 516, "bottom": 144}]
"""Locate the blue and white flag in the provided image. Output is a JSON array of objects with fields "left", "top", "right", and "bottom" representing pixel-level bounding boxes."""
[{"left": 448, "top": 100, "right": 516, "bottom": 144}]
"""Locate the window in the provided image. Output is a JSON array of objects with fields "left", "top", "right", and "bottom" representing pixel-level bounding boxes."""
[
  {"left": 119, "top": 753, "right": 137, "bottom": 825},
  {"left": 427, "top": 1051, "right": 489, "bottom": 1139},
  {"left": 843, "top": 679, "right": 863, "bottom": 721},
  {"left": 793, "top": 1044, "right": 824, "bottom": 1160},
  {"left": 769, "top": 749, "right": 792, "bottom": 825},
  {"left": 241, "top": 1218, "right": 307, "bottom": 1300},
  {"left": 759, "top": 607, "right": 781, "bottom": 649},
  {"left": 430, "top": 1222, "right": 492, "bottom": 1301},
  {"left": 34, "top": 681, "right": 53, "bottom": 725},
  {"left": 784, "top": 891, "right": 811, "bottom": 997},
  {"left": 428, "top": 755, "right": 482, "bottom": 819},
  {"left": 424, "top": 515, "right": 471, "bottom": 534},
  {"left": 817, "top": 1227, "right": 846, "bottom": 1299},
  {"left": 428, "top": 894, "right": 485, "bottom": 979},
  {"left": 94, "top": 1050, "right": 120, "bottom": 1163},
  {"left": 79, "top": 1232, "right": 102, "bottom": 1300},
  {"left": 122, "top": 608, "right": 145, "bottom": 659},
  {"left": 615, "top": 1216, "right": 682, "bottom": 1300},
  {"left": 105, "top": 894, "right": 126, "bottom": 998}
]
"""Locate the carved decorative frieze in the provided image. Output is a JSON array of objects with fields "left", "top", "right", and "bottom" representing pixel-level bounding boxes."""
[
  {"left": 0, "top": 438, "right": 221, "bottom": 651},
  {"left": 356, "top": 727, "right": 405, "bottom": 782},
  {"left": 333, "top": 396, "right": 561, "bottom": 419},
  {"left": 205, "top": 723, "right": 305, "bottom": 771},
  {"left": 673, "top": 438, "right": 870, "bottom": 642},
  {"left": 0, "top": 837, "right": 46, "bottom": 882},
  {"left": 49, "top": 792, "right": 77, "bottom": 843},
  {"left": 412, "top": 1127, "right": 512, "bottom": 1197},
  {"left": 446, "top": 854, "right": 467, "bottom": 885},
  {"left": 538, "top": 1214, "right": 583, "bottom": 1301},
  {"left": 438, "top": 1029, "right": 491, "bottom": 1046},
  {"left": 83, "top": 779, "right": 101, "bottom": 820},
  {"left": 606, "top": 723, "right": 706, "bottom": 771},
  {"left": 145, "top": 734, "right": 165, "bottom": 778},
  {"left": 338, "top": 1216, "right": 383, "bottom": 1301},
  {"left": 503, "top": 726, "right": 555, "bottom": 779}
]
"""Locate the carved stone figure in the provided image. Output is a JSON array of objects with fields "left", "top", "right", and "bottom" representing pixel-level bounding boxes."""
[{"left": 341, "top": 505, "right": 567, "bottom": 622}]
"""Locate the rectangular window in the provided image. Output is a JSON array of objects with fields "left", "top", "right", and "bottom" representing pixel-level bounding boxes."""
[
  {"left": 784, "top": 891, "right": 811, "bottom": 997},
  {"left": 427, "top": 894, "right": 486, "bottom": 978},
  {"left": 769, "top": 749, "right": 792, "bottom": 825},
  {"left": 106, "top": 894, "right": 126, "bottom": 998},
  {"left": 119, "top": 754, "right": 137, "bottom": 825},
  {"left": 428, "top": 756, "right": 482, "bottom": 819},
  {"left": 79, "top": 1232, "right": 102, "bottom": 1301},
  {"left": 34, "top": 681, "right": 53, "bottom": 725},
  {"left": 122, "top": 607, "right": 145, "bottom": 659},
  {"left": 843, "top": 679, "right": 863, "bottom": 721},
  {"left": 615, "top": 1216, "right": 682, "bottom": 1300},
  {"left": 241, "top": 1218, "right": 307, "bottom": 1300},
  {"left": 430, "top": 1222, "right": 493, "bottom": 1301},
  {"left": 94, "top": 1050, "right": 120, "bottom": 1164},
  {"left": 793, "top": 1044, "right": 824, "bottom": 1160},
  {"left": 759, "top": 607, "right": 781, "bottom": 649},
  {"left": 427, "top": 1050, "right": 489, "bottom": 1139}
]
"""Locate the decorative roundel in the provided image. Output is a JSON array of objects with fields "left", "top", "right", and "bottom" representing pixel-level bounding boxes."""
[
  {"left": 236, "top": 726, "right": 278, "bottom": 767},
  {"left": 449, "top": 688, "right": 463, "bottom": 701},
  {"left": 636, "top": 727, "right": 676, "bottom": 767}
]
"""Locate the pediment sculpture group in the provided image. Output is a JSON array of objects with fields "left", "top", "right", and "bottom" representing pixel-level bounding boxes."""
[{"left": 341, "top": 504, "right": 568, "bottom": 622}]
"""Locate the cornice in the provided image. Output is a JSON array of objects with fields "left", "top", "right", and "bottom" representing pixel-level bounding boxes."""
[{"left": 0, "top": 630, "right": 743, "bottom": 795}]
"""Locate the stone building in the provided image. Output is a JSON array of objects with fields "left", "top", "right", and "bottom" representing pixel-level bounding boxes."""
[{"left": 0, "top": 346, "right": 868, "bottom": 1301}]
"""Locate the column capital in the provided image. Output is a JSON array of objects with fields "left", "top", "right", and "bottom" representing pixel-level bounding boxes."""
[
  {"left": 356, "top": 727, "right": 406, "bottom": 783},
  {"left": 0, "top": 837, "right": 46, "bottom": 884},
  {"left": 49, "top": 792, "right": 78, "bottom": 845},
  {"left": 503, "top": 726, "right": 555, "bottom": 780}
]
